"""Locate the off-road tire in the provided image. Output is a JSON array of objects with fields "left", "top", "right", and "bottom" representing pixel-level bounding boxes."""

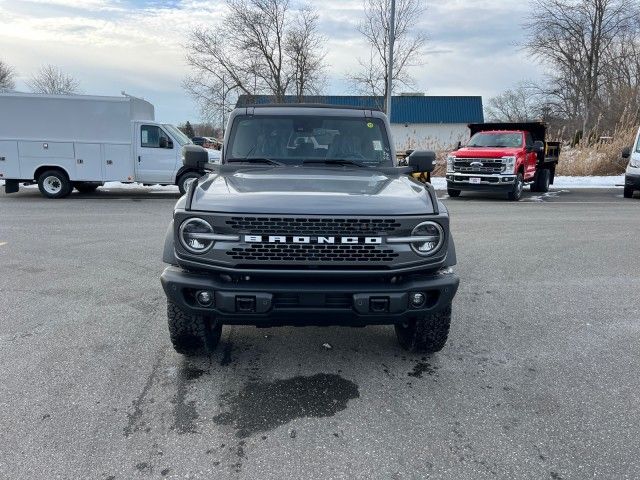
[
  {"left": 624, "top": 186, "right": 634, "bottom": 199},
  {"left": 74, "top": 182, "right": 101, "bottom": 194},
  {"left": 535, "top": 169, "right": 550, "bottom": 193},
  {"left": 507, "top": 173, "right": 524, "bottom": 201},
  {"left": 37, "top": 169, "right": 72, "bottom": 199},
  {"left": 178, "top": 172, "right": 201, "bottom": 195},
  {"left": 167, "top": 300, "right": 221, "bottom": 356},
  {"left": 395, "top": 304, "right": 452, "bottom": 354},
  {"left": 447, "top": 188, "right": 461, "bottom": 198}
]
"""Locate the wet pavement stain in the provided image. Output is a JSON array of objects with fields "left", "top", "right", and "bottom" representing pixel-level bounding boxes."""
[
  {"left": 213, "top": 373, "right": 359, "bottom": 438},
  {"left": 171, "top": 363, "right": 206, "bottom": 434},
  {"left": 408, "top": 362, "right": 438, "bottom": 378},
  {"left": 123, "top": 351, "right": 164, "bottom": 437}
]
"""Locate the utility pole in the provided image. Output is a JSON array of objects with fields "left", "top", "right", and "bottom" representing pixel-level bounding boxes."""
[{"left": 385, "top": 0, "right": 396, "bottom": 118}]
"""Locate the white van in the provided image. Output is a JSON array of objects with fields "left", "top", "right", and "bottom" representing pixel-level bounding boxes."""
[
  {"left": 0, "top": 92, "right": 207, "bottom": 198},
  {"left": 623, "top": 126, "right": 640, "bottom": 198}
]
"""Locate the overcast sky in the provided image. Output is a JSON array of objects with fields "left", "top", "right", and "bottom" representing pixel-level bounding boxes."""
[{"left": 0, "top": 0, "right": 543, "bottom": 124}]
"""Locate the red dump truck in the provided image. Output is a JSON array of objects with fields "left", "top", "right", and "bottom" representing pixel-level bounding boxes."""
[{"left": 445, "top": 122, "right": 561, "bottom": 201}]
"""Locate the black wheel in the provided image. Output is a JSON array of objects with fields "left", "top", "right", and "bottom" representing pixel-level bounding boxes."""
[
  {"left": 447, "top": 188, "right": 461, "bottom": 197},
  {"left": 536, "top": 169, "right": 550, "bottom": 193},
  {"left": 529, "top": 174, "right": 539, "bottom": 192},
  {"left": 167, "top": 300, "right": 221, "bottom": 356},
  {"left": 37, "top": 170, "right": 72, "bottom": 199},
  {"left": 624, "top": 186, "right": 634, "bottom": 199},
  {"left": 507, "top": 173, "right": 524, "bottom": 201},
  {"left": 74, "top": 182, "right": 101, "bottom": 194},
  {"left": 178, "top": 172, "right": 201, "bottom": 195},
  {"left": 395, "top": 304, "right": 452, "bottom": 354}
]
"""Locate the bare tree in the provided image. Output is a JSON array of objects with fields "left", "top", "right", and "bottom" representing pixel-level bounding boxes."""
[
  {"left": 348, "top": 0, "right": 427, "bottom": 102},
  {"left": 184, "top": 0, "right": 326, "bottom": 123},
  {"left": 27, "top": 65, "right": 81, "bottom": 95},
  {"left": 0, "top": 60, "right": 16, "bottom": 91},
  {"left": 285, "top": 6, "right": 326, "bottom": 100},
  {"left": 485, "top": 83, "right": 543, "bottom": 122},
  {"left": 524, "top": 0, "right": 640, "bottom": 133}
]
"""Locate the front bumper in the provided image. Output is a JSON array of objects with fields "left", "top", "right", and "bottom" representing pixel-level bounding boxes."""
[
  {"left": 446, "top": 173, "right": 516, "bottom": 191},
  {"left": 160, "top": 266, "right": 459, "bottom": 326}
]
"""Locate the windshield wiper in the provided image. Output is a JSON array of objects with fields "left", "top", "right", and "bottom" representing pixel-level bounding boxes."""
[
  {"left": 227, "top": 158, "right": 285, "bottom": 166},
  {"left": 303, "top": 159, "right": 366, "bottom": 167}
]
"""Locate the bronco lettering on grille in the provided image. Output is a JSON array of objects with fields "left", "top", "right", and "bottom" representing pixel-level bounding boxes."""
[{"left": 244, "top": 235, "right": 383, "bottom": 245}]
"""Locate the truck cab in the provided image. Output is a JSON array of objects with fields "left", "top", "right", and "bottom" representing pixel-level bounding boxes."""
[{"left": 446, "top": 122, "right": 560, "bottom": 201}]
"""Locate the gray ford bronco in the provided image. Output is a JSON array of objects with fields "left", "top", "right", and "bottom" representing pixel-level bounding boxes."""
[{"left": 160, "top": 104, "right": 459, "bottom": 356}]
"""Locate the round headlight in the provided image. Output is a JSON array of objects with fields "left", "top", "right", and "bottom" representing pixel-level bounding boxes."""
[
  {"left": 410, "top": 221, "right": 444, "bottom": 256},
  {"left": 179, "top": 218, "right": 214, "bottom": 254}
]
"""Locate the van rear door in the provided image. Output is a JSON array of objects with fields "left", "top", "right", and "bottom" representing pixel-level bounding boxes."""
[{"left": 134, "top": 123, "right": 177, "bottom": 184}]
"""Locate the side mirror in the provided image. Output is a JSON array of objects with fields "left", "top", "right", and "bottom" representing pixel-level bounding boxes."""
[
  {"left": 456, "top": 141, "right": 462, "bottom": 150},
  {"left": 408, "top": 150, "right": 436, "bottom": 173},
  {"left": 159, "top": 137, "right": 168, "bottom": 148},
  {"left": 182, "top": 145, "right": 212, "bottom": 171},
  {"left": 533, "top": 140, "right": 545, "bottom": 153},
  {"left": 622, "top": 146, "right": 631, "bottom": 159}
]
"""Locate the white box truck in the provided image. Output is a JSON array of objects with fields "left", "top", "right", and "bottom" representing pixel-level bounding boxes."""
[{"left": 0, "top": 92, "right": 208, "bottom": 198}]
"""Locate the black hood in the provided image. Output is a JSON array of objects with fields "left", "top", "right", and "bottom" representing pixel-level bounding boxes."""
[{"left": 189, "top": 166, "right": 436, "bottom": 215}]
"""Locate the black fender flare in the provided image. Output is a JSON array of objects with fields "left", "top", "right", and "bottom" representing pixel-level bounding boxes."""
[
  {"left": 443, "top": 233, "right": 457, "bottom": 267},
  {"left": 162, "top": 220, "right": 178, "bottom": 265}
]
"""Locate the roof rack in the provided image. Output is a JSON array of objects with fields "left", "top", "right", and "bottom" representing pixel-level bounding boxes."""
[{"left": 242, "top": 103, "right": 383, "bottom": 112}]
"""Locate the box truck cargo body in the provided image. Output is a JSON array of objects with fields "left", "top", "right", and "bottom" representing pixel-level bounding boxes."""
[{"left": 0, "top": 93, "right": 204, "bottom": 197}]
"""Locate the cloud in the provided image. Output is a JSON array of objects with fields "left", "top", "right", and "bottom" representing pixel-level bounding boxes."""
[{"left": 0, "top": 0, "right": 543, "bottom": 123}]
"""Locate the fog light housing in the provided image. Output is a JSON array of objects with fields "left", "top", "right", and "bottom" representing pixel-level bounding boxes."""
[
  {"left": 196, "top": 290, "right": 213, "bottom": 307},
  {"left": 410, "top": 292, "right": 426, "bottom": 307}
]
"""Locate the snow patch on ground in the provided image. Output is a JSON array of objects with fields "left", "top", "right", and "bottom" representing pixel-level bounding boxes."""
[{"left": 430, "top": 175, "right": 624, "bottom": 190}]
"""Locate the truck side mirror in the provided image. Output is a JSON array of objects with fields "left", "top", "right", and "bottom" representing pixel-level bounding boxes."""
[
  {"left": 533, "top": 140, "right": 545, "bottom": 153},
  {"left": 182, "top": 145, "right": 212, "bottom": 171},
  {"left": 622, "top": 146, "right": 631, "bottom": 159},
  {"left": 408, "top": 150, "right": 436, "bottom": 173},
  {"left": 159, "top": 137, "right": 168, "bottom": 149},
  {"left": 456, "top": 141, "right": 462, "bottom": 150}
]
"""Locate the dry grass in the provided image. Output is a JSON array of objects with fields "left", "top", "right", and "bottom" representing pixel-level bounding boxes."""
[{"left": 555, "top": 124, "right": 636, "bottom": 176}]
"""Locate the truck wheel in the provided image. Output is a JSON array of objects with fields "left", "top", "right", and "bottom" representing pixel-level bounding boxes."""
[
  {"left": 507, "top": 173, "right": 524, "bottom": 201},
  {"left": 447, "top": 188, "right": 461, "bottom": 197},
  {"left": 37, "top": 170, "right": 72, "bottom": 199},
  {"left": 167, "top": 300, "right": 221, "bottom": 356},
  {"left": 536, "top": 169, "right": 550, "bottom": 193},
  {"left": 395, "top": 304, "right": 452, "bottom": 354},
  {"left": 74, "top": 182, "right": 101, "bottom": 194},
  {"left": 178, "top": 172, "right": 201, "bottom": 195},
  {"left": 624, "top": 186, "right": 634, "bottom": 198}
]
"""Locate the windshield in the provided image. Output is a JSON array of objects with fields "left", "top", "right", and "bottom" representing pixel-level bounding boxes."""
[
  {"left": 163, "top": 124, "right": 192, "bottom": 146},
  {"left": 468, "top": 132, "right": 523, "bottom": 148},
  {"left": 226, "top": 115, "right": 393, "bottom": 167}
]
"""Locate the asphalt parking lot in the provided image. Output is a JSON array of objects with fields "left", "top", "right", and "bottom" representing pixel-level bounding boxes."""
[{"left": 1, "top": 186, "right": 639, "bottom": 480}]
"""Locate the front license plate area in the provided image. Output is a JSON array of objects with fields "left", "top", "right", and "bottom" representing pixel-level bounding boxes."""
[{"left": 469, "top": 177, "right": 481, "bottom": 184}]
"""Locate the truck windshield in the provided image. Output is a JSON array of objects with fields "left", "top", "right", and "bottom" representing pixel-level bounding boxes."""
[
  {"left": 468, "top": 132, "right": 523, "bottom": 148},
  {"left": 226, "top": 115, "right": 393, "bottom": 167},
  {"left": 164, "top": 124, "right": 192, "bottom": 146}
]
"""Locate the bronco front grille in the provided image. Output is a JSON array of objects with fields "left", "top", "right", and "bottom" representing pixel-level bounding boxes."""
[
  {"left": 225, "top": 217, "right": 401, "bottom": 236},
  {"left": 453, "top": 158, "right": 504, "bottom": 174},
  {"left": 226, "top": 244, "right": 399, "bottom": 263}
]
